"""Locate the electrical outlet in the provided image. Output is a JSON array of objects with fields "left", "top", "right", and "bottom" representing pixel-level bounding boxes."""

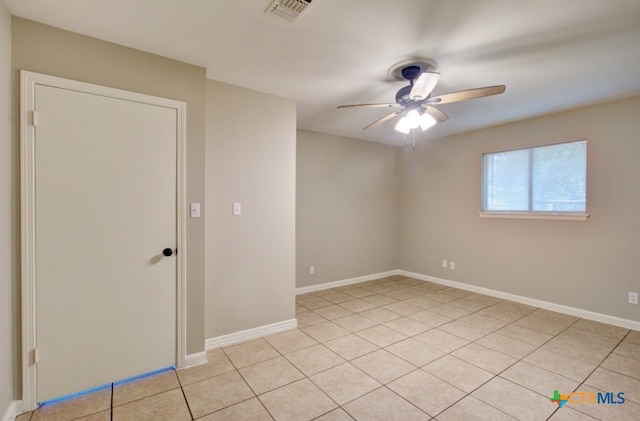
[
  {"left": 629, "top": 292, "right": 638, "bottom": 305},
  {"left": 449, "top": 261, "right": 456, "bottom": 270},
  {"left": 309, "top": 265, "right": 315, "bottom": 275},
  {"left": 442, "top": 260, "right": 447, "bottom": 268}
]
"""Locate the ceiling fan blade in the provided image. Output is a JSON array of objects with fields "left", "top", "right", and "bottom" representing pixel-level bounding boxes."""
[
  {"left": 337, "top": 103, "right": 401, "bottom": 109},
  {"left": 422, "top": 106, "right": 449, "bottom": 123},
  {"left": 409, "top": 72, "right": 440, "bottom": 100},
  {"left": 428, "top": 85, "right": 506, "bottom": 105},
  {"left": 363, "top": 110, "right": 402, "bottom": 130}
]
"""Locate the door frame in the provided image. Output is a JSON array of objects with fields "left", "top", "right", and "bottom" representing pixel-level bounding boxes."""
[{"left": 20, "top": 70, "right": 188, "bottom": 411}]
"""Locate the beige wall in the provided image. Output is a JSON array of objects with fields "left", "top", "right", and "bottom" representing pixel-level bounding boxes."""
[
  {"left": 399, "top": 96, "right": 640, "bottom": 322},
  {"left": 205, "top": 80, "right": 296, "bottom": 338},
  {"left": 296, "top": 130, "right": 399, "bottom": 288},
  {"left": 1, "top": 0, "right": 14, "bottom": 408},
  {"left": 11, "top": 18, "right": 207, "bottom": 355}
]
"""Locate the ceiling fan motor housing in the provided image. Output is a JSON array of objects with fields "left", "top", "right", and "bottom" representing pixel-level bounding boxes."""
[
  {"left": 395, "top": 64, "right": 432, "bottom": 106},
  {"left": 395, "top": 85, "right": 413, "bottom": 106},
  {"left": 401, "top": 65, "right": 422, "bottom": 81}
]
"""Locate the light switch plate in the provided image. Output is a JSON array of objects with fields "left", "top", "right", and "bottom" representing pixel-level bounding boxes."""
[
  {"left": 190, "top": 203, "right": 201, "bottom": 218},
  {"left": 233, "top": 202, "right": 242, "bottom": 216}
]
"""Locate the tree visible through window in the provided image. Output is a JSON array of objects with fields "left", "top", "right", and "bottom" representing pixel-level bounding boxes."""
[{"left": 482, "top": 140, "right": 586, "bottom": 213}]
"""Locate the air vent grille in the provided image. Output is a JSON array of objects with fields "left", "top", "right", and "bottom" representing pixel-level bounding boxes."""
[{"left": 265, "top": 0, "right": 313, "bottom": 22}]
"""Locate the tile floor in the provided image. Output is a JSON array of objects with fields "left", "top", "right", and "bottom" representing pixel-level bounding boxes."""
[{"left": 17, "top": 275, "right": 640, "bottom": 420}]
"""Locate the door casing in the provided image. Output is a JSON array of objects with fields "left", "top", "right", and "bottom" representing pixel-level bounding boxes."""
[{"left": 20, "top": 70, "right": 188, "bottom": 411}]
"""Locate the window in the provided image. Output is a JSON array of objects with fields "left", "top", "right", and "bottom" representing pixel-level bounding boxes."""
[{"left": 482, "top": 140, "right": 587, "bottom": 218}]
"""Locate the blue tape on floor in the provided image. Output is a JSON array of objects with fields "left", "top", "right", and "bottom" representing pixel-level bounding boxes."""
[{"left": 39, "top": 365, "right": 175, "bottom": 406}]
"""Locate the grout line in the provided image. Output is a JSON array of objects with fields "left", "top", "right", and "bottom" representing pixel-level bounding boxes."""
[
  {"left": 175, "top": 368, "right": 196, "bottom": 420},
  {"left": 555, "top": 330, "right": 632, "bottom": 420},
  {"left": 110, "top": 383, "right": 113, "bottom": 421},
  {"left": 382, "top": 384, "right": 436, "bottom": 419},
  {"left": 253, "top": 394, "right": 277, "bottom": 421}
]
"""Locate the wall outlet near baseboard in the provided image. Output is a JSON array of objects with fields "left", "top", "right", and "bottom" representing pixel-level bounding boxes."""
[
  {"left": 232, "top": 202, "right": 242, "bottom": 216},
  {"left": 629, "top": 292, "right": 638, "bottom": 305},
  {"left": 309, "top": 265, "right": 315, "bottom": 275},
  {"left": 449, "top": 261, "right": 456, "bottom": 270}
]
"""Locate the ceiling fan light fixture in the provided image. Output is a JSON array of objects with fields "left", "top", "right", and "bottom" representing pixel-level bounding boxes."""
[
  {"left": 395, "top": 117, "right": 411, "bottom": 134},
  {"left": 406, "top": 109, "right": 421, "bottom": 129},
  {"left": 420, "top": 112, "right": 437, "bottom": 131},
  {"left": 396, "top": 110, "right": 436, "bottom": 134}
]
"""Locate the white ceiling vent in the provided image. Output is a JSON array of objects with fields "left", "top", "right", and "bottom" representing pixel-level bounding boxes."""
[{"left": 265, "top": 0, "right": 314, "bottom": 22}]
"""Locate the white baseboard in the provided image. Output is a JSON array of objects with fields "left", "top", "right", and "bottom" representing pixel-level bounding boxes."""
[
  {"left": 1, "top": 401, "right": 22, "bottom": 421},
  {"left": 185, "top": 351, "right": 208, "bottom": 368},
  {"left": 296, "top": 270, "right": 400, "bottom": 295},
  {"left": 205, "top": 319, "right": 298, "bottom": 350},
  {"left": 399, "top": 270, "right": 640, "bottom": 331}
]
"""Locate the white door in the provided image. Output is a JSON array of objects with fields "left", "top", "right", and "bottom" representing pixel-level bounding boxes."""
[{"left": 34, "top": 83, "right": 178, "bottom": 402}]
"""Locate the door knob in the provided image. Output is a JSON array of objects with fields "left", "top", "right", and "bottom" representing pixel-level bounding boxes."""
[{"left": 162, "top": 248, "right": 174, "bottom": 257}]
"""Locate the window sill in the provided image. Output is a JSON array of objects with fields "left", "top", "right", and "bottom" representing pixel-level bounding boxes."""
[{"left": 479, "top": 212, "right": 590, "bottom": 221}]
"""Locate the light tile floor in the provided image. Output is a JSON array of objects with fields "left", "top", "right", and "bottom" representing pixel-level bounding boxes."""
[{"left": 18, "top": 275, "right": 640, "bottom": 420}]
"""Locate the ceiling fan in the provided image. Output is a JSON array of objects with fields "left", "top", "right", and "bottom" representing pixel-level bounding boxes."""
[{"left": 337, "top": 59, "right": 506, "bottom": 134}]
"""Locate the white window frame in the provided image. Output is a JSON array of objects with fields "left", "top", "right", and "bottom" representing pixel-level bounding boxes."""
[{"left": 480, "top": 140, "right": 589, "bottom": 221}]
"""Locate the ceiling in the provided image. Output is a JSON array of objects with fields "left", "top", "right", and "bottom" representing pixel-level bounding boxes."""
[{"left": 5, "top": 0, "right": 640, "bottom": 145}]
